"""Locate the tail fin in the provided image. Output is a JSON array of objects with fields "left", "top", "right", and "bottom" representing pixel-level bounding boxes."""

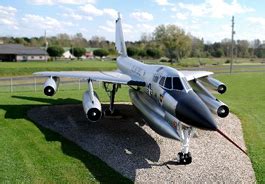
[{"left": 115, "top": 13, "right": 127, "bottom": 57}]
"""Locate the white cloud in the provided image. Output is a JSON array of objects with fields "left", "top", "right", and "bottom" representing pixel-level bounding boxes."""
[
  {"left": 60, "top": 7, "right": 93, "bottom": 21},
  {"left": 136, "top": 23, "right": 156, "bottom": 33},
  {"left": 0, "top": 5, "right": 17, "bottom": 28},
  {"left": 123, "top": 23, "right": 133, "bottom": 33},
  {"left": 154, "top": 0, "right": 173, "bottom": 6},
  {"left": 80, "top": 4, "right": 103, "bottom": 16},
  {"left": 247, "top": 17, "right": 265, "bottom": 27},
  {"left": 245, "top": 17, "right": 265, "bottom": 39},
  {"left": 80, "top": 4, "right": 118, "bottom": 19},
  {"left": 62, "top": 12, "right": 83, "bottom": 20},
  {"left": 130, "top": 11, "right": 154, "bottom": 21},
  {"left": 28, "top": 0, "right": 96, "bottom": 5},
  {"left": 99, "top": 20, "right": 133, "bottom": 33},
  {"left": 22, "top": 14, "right": 72, "bottom": 30},
  {"left": 99, "top": 20, "right": 114, "bottom": 33},
  {"left": 178, "top": 0, "right": 254, "bottom": 18},
  {"left": 175, "top": 12, "right": 188, "bottom": 20},
  {"left": 103, "top": 8, "right": 118, "bottom": 19}
]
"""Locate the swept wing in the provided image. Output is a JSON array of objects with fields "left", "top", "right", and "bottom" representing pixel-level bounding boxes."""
[
  {"left": 34, "top": 71, "right": 145, "bottom": 86},
  {"left": 180, "top": 71, "right": 213, "bottom": 81}
]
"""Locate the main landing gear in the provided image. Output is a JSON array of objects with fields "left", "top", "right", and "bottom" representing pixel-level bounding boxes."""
[
  {"left": 103, "top": 82, "right": 120, "bottom": 116},
  {"left": 176, "top": 125, "right": 194, "bottom": 165}
]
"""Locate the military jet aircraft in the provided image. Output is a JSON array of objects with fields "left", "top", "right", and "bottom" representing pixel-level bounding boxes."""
[{"left": 35, "top": 14, "right": 247, "bottom": 164}]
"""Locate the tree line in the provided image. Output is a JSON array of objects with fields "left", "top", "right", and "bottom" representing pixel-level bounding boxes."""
[{"left": 1, "top": 25, "right": 265, "bottom": 61}]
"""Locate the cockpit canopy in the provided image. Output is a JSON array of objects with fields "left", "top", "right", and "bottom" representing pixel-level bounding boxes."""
[{"left": 154, "top": 75, "right": 191, "bottom": 91}]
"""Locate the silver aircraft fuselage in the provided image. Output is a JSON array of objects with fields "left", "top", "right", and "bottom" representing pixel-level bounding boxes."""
[{"left": 117, "top": 56, "right": 217, "bottom": 140}]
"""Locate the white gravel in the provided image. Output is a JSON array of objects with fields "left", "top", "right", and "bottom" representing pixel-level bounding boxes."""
[{"left": 28, "top": 104, "right": 256, "bottom": 183}]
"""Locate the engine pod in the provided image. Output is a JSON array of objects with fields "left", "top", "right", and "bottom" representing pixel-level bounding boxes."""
[
  {"left": 82, "top": 91, "right": 102, "bottom": 122},
  {"left": 200, "top": 77, "right": 227, "bottom": 94},
  {"left": 44, "top": 77, "right": 59, "bottom": 96}
]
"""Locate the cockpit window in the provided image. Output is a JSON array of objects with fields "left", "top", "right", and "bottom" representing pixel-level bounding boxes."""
[
  {"left": 164, "top": 77, "right": 172, "bottom": 89},
  {"left": 181, "top": 77, "right": 191, "bottom": 90},
  {"left": 159, "top": 77, "right": 165, "bottom": 86},
  {"left": 173, "top": 77, "right": 184, "bottom": 90}
]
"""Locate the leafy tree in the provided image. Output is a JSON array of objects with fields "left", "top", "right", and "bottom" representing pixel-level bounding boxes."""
[
  {"left": 236, "top": 40, "right": 250, "bottom": 58},
  {"left": 221, "top": 38, "right": 231, "bottom": 57},
  {"left": 212, "top": 48, "right": 224, "bottom": 58},
  {"left": 146, "top": 48, "right": 161, "bottom": 59},
  {"left": 138, "top": 49, "right": 147, "bottom": 58},
  {"left": 47, "top": 45, "right": 64, "bottom": 59},
  {"left": 190, "top": 37, "right": 204, "bottom": 57},
  {"left": 153, "top": 24, "right": 192, "bottom": 64},
  {"left": 250, "top": 39, "right": 261, "bottom": 58},
  {"left": 93, "top": 49, "right": 109, "bottom": 58},
  {"left": 127, "top": 47, "right": 139, "bottom": 57},
  {"left": 70, "top": 47, "right": 86, "bottom": 59},
  {"left": 89, "top": 36, "right": 107, "bottom": 48},
  {"left": 108, "top": 48, "right": 116, "bottom": 56},
  {"left": 255, "top": 45, "right": 265, "bottom": 58},
  {"left": 14, "top": 38, "right": 26, "bottom": 45}
]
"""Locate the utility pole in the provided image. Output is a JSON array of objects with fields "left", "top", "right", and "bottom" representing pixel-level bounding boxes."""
[{"left": 230, "top": 16, "right": 235, "bottom": 74}]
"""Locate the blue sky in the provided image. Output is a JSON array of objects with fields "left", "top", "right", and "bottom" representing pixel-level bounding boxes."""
[{"left": 0, "top": 0, "right": 264, "bottom": 42}]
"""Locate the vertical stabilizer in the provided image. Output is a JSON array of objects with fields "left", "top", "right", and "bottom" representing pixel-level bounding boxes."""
[{"left": 115, "top": 13, "right": 127, "bottom": 57}]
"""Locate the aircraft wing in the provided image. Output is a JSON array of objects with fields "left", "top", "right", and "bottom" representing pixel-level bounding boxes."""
[
  {"left": 180, "top": 71, "right": 214, "bottom": 81},
  {"left": 34, "top": 71, "right": 146, "bottom": 86}
]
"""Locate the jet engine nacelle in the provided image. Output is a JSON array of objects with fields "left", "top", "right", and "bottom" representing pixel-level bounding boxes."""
[
  {"left": 191, "top": 79, "right": 229, "bottom": 118},
  {"left": 44, "top": 77, "right": 59, "bottom": 96},
  {"left": 197, "top": 93, "right": 229, "bottom": 118},
  {"left": 82, "top": 91, "right": 102, "bottom": 122},
  {"left": 200, "top": 77, "right": 227, "bottom": 94}
]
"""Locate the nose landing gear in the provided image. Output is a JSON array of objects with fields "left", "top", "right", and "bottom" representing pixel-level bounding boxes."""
[
  {"left": 176, "top": 125, "right": 194, "bottom": 165},
  {"left": 177, "top": 152, "right": 192, "bottom": 165}
]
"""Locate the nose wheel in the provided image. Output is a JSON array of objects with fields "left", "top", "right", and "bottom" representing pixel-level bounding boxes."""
[{"left": 177, "top": 152, "right": 192, "bottom": 165}]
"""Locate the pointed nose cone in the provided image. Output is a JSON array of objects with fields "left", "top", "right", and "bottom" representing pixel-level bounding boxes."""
[{"left": 175, "top": 91, "right": 217, "bottom": 130}]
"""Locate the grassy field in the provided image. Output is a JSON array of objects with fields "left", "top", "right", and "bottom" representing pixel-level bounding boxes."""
[
  {"left": 1, "top": 58, "right": 265, "bottom": 77},
  {"left": 0, "top": 87, "right": 131, "bottom": 183},
  {"left": 216, "top": 73, "right": 265, "bottom": 183},
  {"left": 0, "top": 60, "right": 117, "bottom": 76}
]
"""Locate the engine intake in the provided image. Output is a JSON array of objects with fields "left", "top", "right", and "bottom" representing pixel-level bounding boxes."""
[
  {"left": 200, "top": 77, "right": 227, "bottom": 94},
  {"left": 197, "top": 94, "right": 229, "bottom": 118},
  {"left": 82, "top": 91, "right": 102, "bottom": 122},
  {"left": 190, "top": 79, "right": 229, "bottom": 118},
  {"left": 44, "top": 77, "right": 59, "bottom": 96}
]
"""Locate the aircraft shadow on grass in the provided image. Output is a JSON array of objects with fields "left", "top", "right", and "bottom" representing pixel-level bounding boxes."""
[{"left": 0, "top": 95, "right": 163, "bottom": 182}]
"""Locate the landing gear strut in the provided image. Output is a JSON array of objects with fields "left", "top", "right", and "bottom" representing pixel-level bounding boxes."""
[
  {"left": 177, "top": 125, "right": 194, "bottom": 165},
  {"left": 103, "top": 82, "right": 119, "bottom": 115}
]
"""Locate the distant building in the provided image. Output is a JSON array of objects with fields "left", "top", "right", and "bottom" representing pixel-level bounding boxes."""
[
  {"left": 62, "top": 49, "right": 94, "bottom": 60},
  {"left": 62, "top": 50, "right": 75, "bottom": 59},
  {"left": 84, "top": 51, "right": 94, "bottom": 59},
  {"left": 0, "top": 44, "right": 48, "bottom": 62}
]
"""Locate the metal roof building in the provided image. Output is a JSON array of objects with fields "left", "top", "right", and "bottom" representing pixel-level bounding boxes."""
[{"left": 0, "top": 44, "right": 48, "bottom": 61}]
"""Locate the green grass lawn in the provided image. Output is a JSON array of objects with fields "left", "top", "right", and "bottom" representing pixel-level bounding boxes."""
[
  {"left": 0, "top": 87, "right": 131, "bottom": 183},
  {"left": 0, "top": 60, "right": 117, "bottom": 77},
  {"left": 216, "top": 73, "right": 265, "bottom": 183},
  {"left": 1, "top": 58, "right": 265, "bottom": 77}
]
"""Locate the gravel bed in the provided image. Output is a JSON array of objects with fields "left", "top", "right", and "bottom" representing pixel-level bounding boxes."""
[{"left": 28, "top": 104, "right": 256, "bottom": 183}]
